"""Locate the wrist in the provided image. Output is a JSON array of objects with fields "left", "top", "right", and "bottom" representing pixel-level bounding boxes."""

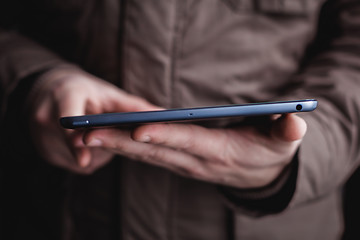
[{"left": 219, "top": 153, "right": 299, "bottom": 216}]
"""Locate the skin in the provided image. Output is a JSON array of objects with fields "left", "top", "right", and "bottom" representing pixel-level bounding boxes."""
[
  {"left": 29, "top": 68, "right": 160, "bottom": 174},
  {"left": 29, "top": 68, "right": 307, "bottom": 187}
]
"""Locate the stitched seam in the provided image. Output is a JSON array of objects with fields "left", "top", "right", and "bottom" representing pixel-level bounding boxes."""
[{"left": 166, "top": 2, "right": 185, "bottom": 239}]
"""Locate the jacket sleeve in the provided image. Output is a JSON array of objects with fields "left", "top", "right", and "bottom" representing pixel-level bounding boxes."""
[
  {"left": 221, "top": 0, "right": 360, "bottom": 214},
  {"left": 0, "top": 28, "right": 72, "bottom": 118},
  {"left": 0, "top": 1, "right": 73, "bottom": 118},
  {"left": 0, "top": 4, "right": 78, "bottom": 172},
  {"left": 286, "top": 0, "right": 360, "bottom": 207}
]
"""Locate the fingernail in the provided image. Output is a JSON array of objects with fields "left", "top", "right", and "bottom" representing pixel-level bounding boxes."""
[
  {"left": 87, "top": 138, "right": 102, "bottom": 147},
  {"left": 138, "top": 135, "right": 151, "bottom": 143}
]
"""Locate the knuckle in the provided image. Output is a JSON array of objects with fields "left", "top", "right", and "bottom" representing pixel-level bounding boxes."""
[
  {"left": 86, "top": 101, "right": 102, "bottom": 114},
  {"left": 53, "top": 80, "right": 70, "bottom": 99},
  {"left": 181, "top": 139, "right": 196, "bottom": 151},
  {"left": 83, "top": 132, "right": 95, "bottom": 145},
  {"left": 183, "top": 126, "right": 197, "bottom": 147},
  {"left": 177, "top": 134, "right": 196, "bottom": 151},
  {"left": 112, "top": 140, "right": 126, "bottom": 150},
  {"left": 144, "top": 147, "right": 165, "bottom": 162},
  {"left": 216, "top": 148, "right": 234, "bottom": 167},
  {"left": 33, "top": 107, "right": 51, "bottom": 125},
  {"left": 214, "top": 131, "right": 238, "bottom": 166}
]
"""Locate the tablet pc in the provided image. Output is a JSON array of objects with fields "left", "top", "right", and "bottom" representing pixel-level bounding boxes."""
[{"left": 60, "top": 99, "right": 317, "bottom": 129}]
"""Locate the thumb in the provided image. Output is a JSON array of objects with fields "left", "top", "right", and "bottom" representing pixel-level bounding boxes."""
[
  {"left": 271, "top": 114, "right": 307, "bottom": 142},
  {"left": 56, "top": 93, "right": 91, "bottom": 167}
]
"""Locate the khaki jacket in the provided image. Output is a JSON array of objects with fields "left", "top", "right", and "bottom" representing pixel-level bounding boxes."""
[{"left": 1, "top": 0, "right": 360, "bottom": 239}]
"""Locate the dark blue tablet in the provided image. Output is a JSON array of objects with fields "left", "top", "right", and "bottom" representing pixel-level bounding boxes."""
[{"left": 60, "top": 99, "right": 317, "bottom": 129}]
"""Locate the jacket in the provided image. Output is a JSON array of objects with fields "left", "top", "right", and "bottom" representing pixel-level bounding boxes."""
[{"left": 1, "top": 0, "right": 360, "bottom": 239}]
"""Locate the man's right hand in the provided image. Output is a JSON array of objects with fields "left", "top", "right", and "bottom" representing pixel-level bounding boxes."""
[{"left": 28, "top": 67, "right": 159, "bottom": 174}]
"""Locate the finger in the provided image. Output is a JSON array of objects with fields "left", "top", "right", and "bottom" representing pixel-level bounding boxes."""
[
  {"left": 270, "top": 114, "right": 307, "bottom": 142},
  {"left": 63, "top": 130, "right": 92, "bottom": 167},
  {"left": 106, "top": 89, "right": 164, "bottom": 112},
  {"left": 56, "top": 91, "right": 87, "bottom": 135},
  {"left": 57, "top": 93, "right": 87, "bottom": 118},
  {"left": 55, "top": 93, "right": 91, "bottom": 166},
  {"left": 131, "top": 123, "right": 225, "bottom": 159},
  {"left": 72, "top": 130, "right": 87, "bottom": 147},
  {"left": 74, "top": 147, "right": 92, "bottom": 167},
  {"left": 83, "top": 128, "right": 208, "bottom": 177}
]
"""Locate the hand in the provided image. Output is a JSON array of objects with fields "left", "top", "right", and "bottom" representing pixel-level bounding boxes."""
[
  {"left": 83, "top": 114, "right": 307, "bottom": 188},
  {"left": 29, "top": 67, "right": 159, "bottom": 174}
]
